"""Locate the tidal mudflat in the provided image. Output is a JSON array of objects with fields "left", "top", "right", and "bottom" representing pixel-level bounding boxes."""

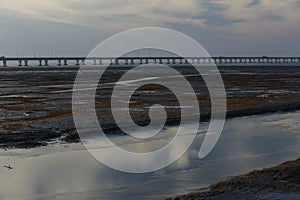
[{"left": 0, "top": 66, "right": 299, "bottom": 148}]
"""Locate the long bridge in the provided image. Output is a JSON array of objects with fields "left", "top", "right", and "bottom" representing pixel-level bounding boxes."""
[{"left": 1, "top": 56, "right": 300, "bottom": 67}]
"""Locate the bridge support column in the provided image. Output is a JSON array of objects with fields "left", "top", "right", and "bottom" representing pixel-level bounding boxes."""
[
  {"left": 99, "top": 59, "right": 103, "bottom": 65},
  {"left": 24, "top": 60, "right": 29, "bottom": 66},
  {"left": 44, "top": 60, "right": 48, "bottom": 66},
  {"left": 130, "top": 59, "right": 134, "bottom": 65},
  {"left": 2, "top": 60, "right": 7, "bottom": 67},
  {"left": 38, "top": 60, "right": 42, "bottom": 66},
  {"left": 58, "top": 60, "right": 62, "bottom": 66},
  {"left": 64, "top": 60, "right": 68, "bottom": 66},
  {"left": 115, "top": 59, "right": 119, "bottom": 65},
  {"left": 18, "top": 60, "right": 22, "bottom": 66},
  {"left": 82, "top": 59, "right": 85, "bottom": 65},
  {"left": 93, "top": 59, "right": 97, "bottom": 65}
]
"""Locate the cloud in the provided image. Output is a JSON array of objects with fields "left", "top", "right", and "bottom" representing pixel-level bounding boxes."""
[
  {"left": 0, "top": 0, "right": 206, "bottom": 30},
  {"left": 0, "top": 0, "right": 300, "bottom": 56},
  {"left": 211, "top": 0, "right": 300, "bottom": 41}
]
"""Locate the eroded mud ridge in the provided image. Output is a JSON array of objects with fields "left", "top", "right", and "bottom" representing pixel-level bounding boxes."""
[{"left": 0, "top": 66, "right": 300, "bottom": 148}]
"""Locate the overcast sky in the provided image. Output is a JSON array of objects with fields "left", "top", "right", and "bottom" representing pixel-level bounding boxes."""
[{"left": 0, "top": 0, "right": 300, "bottom": 56}]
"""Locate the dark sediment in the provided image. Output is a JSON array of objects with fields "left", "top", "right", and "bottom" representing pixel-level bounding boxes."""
[
  {"left": 0, "top": 65, "right": 300, "bottom": 148},
  {"left": 167, "top": 158, "right": 300, "bottom": 200}
]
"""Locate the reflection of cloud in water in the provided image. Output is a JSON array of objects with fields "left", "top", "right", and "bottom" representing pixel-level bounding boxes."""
[{"left": 0, "top": 111, "right": 300, "bottom": 199}]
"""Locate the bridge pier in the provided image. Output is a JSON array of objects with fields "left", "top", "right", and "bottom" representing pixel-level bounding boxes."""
[
  {"left": 1, "top": 59, "right": 7, "bottom": 67},
  {"left": 81, "top": 59, "right": 85, "bottom": 65},
  {"left": 18, "top": 60, "right": 22, "bottom": 66},
  {"left": 44, "top": 60, "right": 48, "bottom": 66},
  {"left": 130, "top": 59, "right": 134, "bottom": 65},
  {"left": 76, "top": 60, "right": 80, "bottom": 65},
  {"left": 57, "top": 60, "right": 62, "bottom": 66},
  {"left": 64, "top": 60, "right": 68, "bottom": 66},
  {"left": 24, "top": 60, "right": 29, "bottom": 66}
]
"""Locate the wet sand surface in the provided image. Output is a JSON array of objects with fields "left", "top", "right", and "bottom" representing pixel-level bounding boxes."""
[{"left": 0, "top": 66, "right": 299, "bottom": 148}]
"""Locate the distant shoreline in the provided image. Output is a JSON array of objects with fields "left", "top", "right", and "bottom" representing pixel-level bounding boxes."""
[{"left": 0, "top": 64, "right": 300, "bottom": 70}]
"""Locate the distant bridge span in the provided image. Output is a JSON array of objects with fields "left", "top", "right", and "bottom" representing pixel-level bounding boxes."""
[{"left": 1, "top": 56, "right": 300, "bottom": 67}]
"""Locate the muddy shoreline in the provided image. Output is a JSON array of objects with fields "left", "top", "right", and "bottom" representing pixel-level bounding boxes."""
[
  {"left": 0, "top": 66, "right": 299, "bottom": 148},
  {"left": 167, "top": 158, "right": 300, "bottom": 200}
]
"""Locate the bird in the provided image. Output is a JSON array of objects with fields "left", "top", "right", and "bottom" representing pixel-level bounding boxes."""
[{"left": 4, "top": 165, "right": 13, "bottom": 170}]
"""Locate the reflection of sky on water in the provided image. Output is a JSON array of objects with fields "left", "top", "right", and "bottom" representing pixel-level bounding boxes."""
[{"left": 1, "top": 111, "right": 300, "bottom": 200}]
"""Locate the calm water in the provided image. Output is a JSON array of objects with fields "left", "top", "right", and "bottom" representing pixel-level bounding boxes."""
[{"left": 1, "top": 111, "right": 300, "bottom": 200}]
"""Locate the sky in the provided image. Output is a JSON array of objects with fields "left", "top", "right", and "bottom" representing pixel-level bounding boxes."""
[{"left": 0, "top": 0, "right": 300, "bottom": 56}]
